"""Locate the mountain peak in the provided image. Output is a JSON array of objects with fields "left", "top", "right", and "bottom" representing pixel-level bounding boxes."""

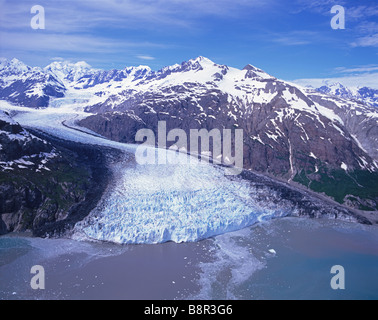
[
  {"left": 243, "top": 64, "right": 269, "bottom": 74},
  {"left": 125, "top": 65, "right": 152, "bottom": 72},
  {"left": 243, "top": 64, "right": 259, "bottom": 71},
  {"left": 0, "top": 58, "right": 30, "bottom": 73},
  {"left": 188, "top": 56, "right": 215, "bottom": 65},
  {"left": 10, "top": 58, "right": 23, "bottom": 64},
  {"left": 74, "top": 61, "right": 92, "bottom": 69},
  {"left": 0, "top": 57, "right": 8, "bottom": 70},
  {"left": 45, "top": 60, "right": 97, "bottom": 83},
  {"left": 45, "top": 60, "right": 94, "bottom": 71},
  {"left": 196, "top": 56, "right": 212, "bottom": 62},
  {"left": 322, "top": 80, "right": 345, "bottom": 88},
  {"left": 243, "top": 64, "right": 274, "bottom": 80}
]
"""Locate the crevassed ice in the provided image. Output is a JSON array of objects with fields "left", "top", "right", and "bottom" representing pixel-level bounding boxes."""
[{"left": 73, "top": 148, "right": 288, "bottom": 244}]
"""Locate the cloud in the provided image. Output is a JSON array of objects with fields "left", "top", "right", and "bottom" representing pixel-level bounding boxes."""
[
  {"left": 292, "top": 72, "right": 378, "bottom": 89},
  {"left": 294, "top": 0, "right": 378, "bottom": 49},
  {"left": 334, "top": 64, "right": 378, "bottom": 74},
  {"left": 0, "top": 29, "right": 170, "bottom": 68},
  {"left": 49, "top": 57, "right": 65, "bottom": 61},
  {"left": 136, "top": 55, "right": 156, "bottom": 61},
  {"left": 0, "top": 0, "right": 273, "bottom": 62},
  {"left": 0, "top": 30, "right": 165, "bottom": 53},
  {"left": 340, "top": 4, "right": 378, "bottom": 48},
  {"left": 272, "top": 37, "right": 311, "bottom": 46},
  {"left": 285, "top": 62, "right": 378, "bottom": 89},
  {"left": 294, "top": 64, "right": 378, "bottom": 89},
  {"left": 351, "top": 34, "right": 378, "bottom": 48},
  {"left": 293, "top": 0, "right": 346, "bottom": 14},
  {"left": 0, "top": 0, "right": 271, "bottom": 33},
  {"left": 356, "top": 21, "right": 378, "bottom": 34},
  {"left": 271, "top": 30, "right": 331, "bottom": 46},
  {"left": 346, "top": 5, "right": 378, "bottom": 20}
]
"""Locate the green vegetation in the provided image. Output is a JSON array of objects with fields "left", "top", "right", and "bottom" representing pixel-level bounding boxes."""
[
  {"left": 294, "top": 166, "right": 378, "bottom": 211},
  {"left": 293, "top": 169, "right": 311, "bottom": 187}
]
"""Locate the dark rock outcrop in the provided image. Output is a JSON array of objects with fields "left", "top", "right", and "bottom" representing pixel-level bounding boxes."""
[{"left": 0, "top": 114, "right": 117, "bottom": 237}]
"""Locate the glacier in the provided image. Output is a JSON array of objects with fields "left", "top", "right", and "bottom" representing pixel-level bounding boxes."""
[
  {"left": 72, "top": 155, "right": 290, "bottom": 244},
  {"left": 2, "top": 94, "right": 290, "bottom": 245}
]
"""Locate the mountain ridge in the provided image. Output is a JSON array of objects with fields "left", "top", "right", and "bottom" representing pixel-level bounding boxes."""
[
  {"left": 1, "top": 56, "right": 377, "bottom": 211},
  {"left": 314, "top": 81, "right": 378, "bottom": 108}
]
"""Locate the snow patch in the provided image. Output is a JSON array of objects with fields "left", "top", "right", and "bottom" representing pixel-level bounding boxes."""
[
  {"left": 251, "top": 135, "right": 265, "bottom": 145},
  {"left": 351, "top": 134, "right": 368, "bottom": 154},
  {"left": 309, "top": 152, "right": 317, "bottom": 159}
]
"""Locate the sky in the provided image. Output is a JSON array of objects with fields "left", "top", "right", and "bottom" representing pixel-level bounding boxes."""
[{"left": 0, "top": 0, "right": 377, "bottom": 87}]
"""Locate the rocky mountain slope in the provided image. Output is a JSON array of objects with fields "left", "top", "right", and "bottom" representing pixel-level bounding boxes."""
[
  {"left": 77, "top": 57, "right": 378, "bottom": 211},
  {"left": 0, "top": 111, "right": 112, "bottom": 235},
  {"left": 1, "top": 57, "right": 377, "bottom": 212}
]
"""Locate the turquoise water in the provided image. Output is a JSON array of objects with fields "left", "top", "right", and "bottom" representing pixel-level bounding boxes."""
[{"left": 1, "top": 218, "right": 378, "bottom": 300}]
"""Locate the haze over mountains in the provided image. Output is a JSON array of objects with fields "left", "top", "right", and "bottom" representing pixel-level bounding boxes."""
[{"left": 1, "top": 56, "right": 377, "bottom": 214}]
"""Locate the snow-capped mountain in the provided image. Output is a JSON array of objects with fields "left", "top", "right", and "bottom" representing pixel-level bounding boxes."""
[
  {"left": 76, "top": 56, "right": 377, "bottom": 171},
  {"left": 1, "top": 57, "right": 377, "bottom": 211},
  {"left": 75, "top": 65, "right": 152, "bottom": 89},
  {"left": 0, "top": 58, "right": 65, "bottom": 108},
  {"left": 44, "top": 60, "right": 98, "bottom": 85},
  {"left": 358, "top": 87, "right": 378, "bottom": 107},
  {"left": 315, "top": 81, "right": 378, "bottom": 108}
]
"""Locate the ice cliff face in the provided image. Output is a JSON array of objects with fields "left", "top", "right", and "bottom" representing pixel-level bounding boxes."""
[{"left": 73, "top": 153, "right": 288, "bottom": 244}]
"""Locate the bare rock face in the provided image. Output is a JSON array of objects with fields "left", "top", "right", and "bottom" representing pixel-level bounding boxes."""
[
  {"left": 0, "top": 113, "right": 52, "bottom": 162},
  {"left": 308, "top": 93, "right": 378, "bottom": 160}
]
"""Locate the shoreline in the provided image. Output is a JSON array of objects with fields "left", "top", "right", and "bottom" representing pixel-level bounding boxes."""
[{"left": 240, "top": 169, "right": 374, "bottom": 225}]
